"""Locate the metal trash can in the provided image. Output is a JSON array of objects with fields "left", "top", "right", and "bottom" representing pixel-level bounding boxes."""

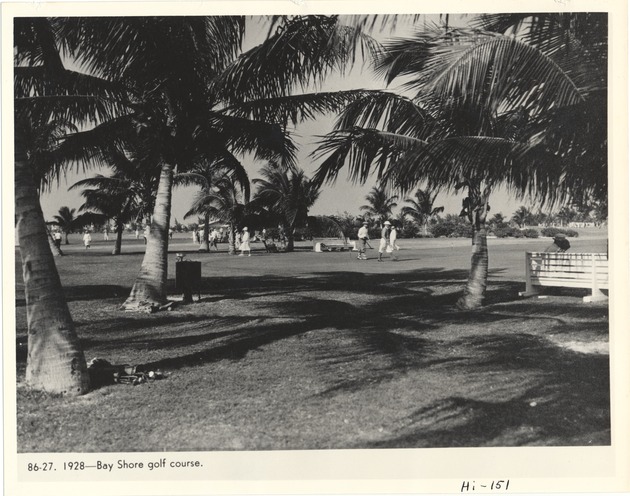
[{"left": 175, "top": 261, "right": 201, "bottom": 303}]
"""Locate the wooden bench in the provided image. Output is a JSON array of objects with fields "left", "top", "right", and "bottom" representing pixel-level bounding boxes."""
[
  {"left": 313, "top": 237, "right": 355, "bottom": 252},
  {"left": 519, "top": 252, "right": 608, "bottom": 303}
]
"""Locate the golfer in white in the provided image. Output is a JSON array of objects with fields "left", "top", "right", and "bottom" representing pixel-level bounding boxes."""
[
  {"left": 239, "top": 227, "right": 251, "bottom": 256},
  {"left": 357, "top": 221, "right": 369, "bottom": 260},
  {"left": 378, "top": 221, "right": 391, "bottom": 262},
  {"left": 389, "top": 225, "right": 400, "bottom": 261}
]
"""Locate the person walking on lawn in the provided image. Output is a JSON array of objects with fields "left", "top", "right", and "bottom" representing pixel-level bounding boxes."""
[
  {"left": 83, "top": 231, "right": 92, "bottom": 249},
  {"left": 378, "top": 221, "right": 391, "bottom": 262},
  {"left": 239, "top": 227, "right": 251, "bottom": 256},
  {"left": 389, "top": 225, "right": 400, "bottom": 261},
  {"left": 357, "top": 221, "right": 369, "bottom": 260}
]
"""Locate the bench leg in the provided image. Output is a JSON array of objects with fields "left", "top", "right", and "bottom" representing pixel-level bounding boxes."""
[
  {"left": 584, "top": 289, "right": 608, "bottom": 303},
  {"left": 584, "top": 253, "right": 608, "bottom": 303},
  {"left": 520, "top": 252, "right": 539, "bottom": 297}
]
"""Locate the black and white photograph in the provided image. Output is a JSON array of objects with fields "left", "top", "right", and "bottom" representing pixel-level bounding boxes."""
[{"left": 3, "top": 1, "right": 629, "bottom": 495}]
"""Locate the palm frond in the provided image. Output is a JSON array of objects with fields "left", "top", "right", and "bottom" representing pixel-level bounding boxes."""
[
  {"left": 223, "top": 89, "right": 380, "bottom": 128},
  {"left": 312, "top": 127, "right": 426, "bottom": 186},
  {"left": 214, "top": 15, "right": 379, "bottom": 103}
]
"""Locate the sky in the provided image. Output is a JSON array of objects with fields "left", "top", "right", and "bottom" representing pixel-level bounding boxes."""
[{"left": 38, "top": 14, "right": 528, "bottom": 225}]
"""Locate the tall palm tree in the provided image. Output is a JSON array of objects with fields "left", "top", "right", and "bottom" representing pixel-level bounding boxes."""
[
  {"left": 14, "top": 17, "right": 127, "bottom": 394},
  {"left": 55, "top": 16, "right": 375, "bottom": 311},
  {"left": 315, "top": 13, "right": 604, "bottom": 309},
  {"left": 252, "top": 163, "right": 321, "bottom": 251},
  {"left": 401, "top": 188, "right": 444, "bottom": 235},
  {"left": 175, "top": 160, "right": 249, "bottom": 252},
  {"left": 359, "top": 186, "right": 398, "bottom": 225}
]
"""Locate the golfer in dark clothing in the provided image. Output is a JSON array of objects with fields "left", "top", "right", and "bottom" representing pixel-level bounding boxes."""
[{"left": 545, "top": 233, "right": 571, "bottom": 252}]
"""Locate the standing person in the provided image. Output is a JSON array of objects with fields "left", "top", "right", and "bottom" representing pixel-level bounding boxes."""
[
  {"left": 143, "top": 225, "right": 150, "bottom": 244},
  {"left": 239, "top": 227, "right": 251, "bottom": 256},
  {"left": 389, "top": 225, "right": 400, "bottom": 261},
  {"left": 103, "top": 227, "right": 109, "bottom": 241},
  {"left": 209, "top": 228, "right": 219, "bottom": 250},
  {"left": 192, "top": 229, "right": 198, "bottom": 244},
  {"left": 169, "top": 228, "right": 173, "bottom": 240},
  {"left": 135, "top": 228, "right": 140, "bottom": 240},
  {"left": 82, "top": 231, "right": 92, "bottom": 249},
  {"left": 53, "top": 231, "right": 61, "bottom": 250},
  {"left": 53, "top": 230, "right": 63, "bottom": 249},
  {"left": 377, "top": 221, "right": 391, "bottom": 262},
  {"left": 357, "top": 221, "right": 369, "bottom": 260}
]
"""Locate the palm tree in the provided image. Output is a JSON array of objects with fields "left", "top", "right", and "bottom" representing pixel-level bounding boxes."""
[
  {"left": 70, "top": 146, "right": 160, "bottom": 255},
  {"left": 511, "top": 206, "right": 533, "bottom": 228},
  {"left": 401, "top": 188, "right": 444, "bottom": 235},
  {"left": 252, "top": 163, "right": 321, "bottom": 251},
  {"left": 55, "top": 16, "right": 375, "bottom": 311},
  {"left": 49, "top": 206, "right": 79, "bottom": 244},
  {"left": 315, "top": 13, "right": 604, "bottom": 309},
  {"left": 188, "top": 175, "right": 249, "bottom": 255},
  {"left": 14, "top": 17, "right": 127, "bottom": 394},
  {"left": 359, "top": 186, "right": 398, "bottom": 225},
  {"left": 175, "top": 160, "right": 249, "bottom": 252}
]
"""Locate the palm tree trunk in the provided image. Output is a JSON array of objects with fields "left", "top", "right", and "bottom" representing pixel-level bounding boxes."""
[
  {"left": 457, "top": 225, "right": 488, "bottom": 309},
  {"left": 46, "top": 228, "right": 63, "bottom": 256},
  {"left": 457, "top": 188, "right": 491, "bottom": 309},
  {"left": 286, "top": 226, "right": 295, "bottom": 252},
  {"left": 199, "top": 212, "right": 210, "bottom": 252},
  {"left": 122, "top": 162, "right": 173, "bottom": 311},
  {"left": 227, "top": 223, "right": 236, "bottom": 255},
  {"left": 15, "top": 144, "right": 89, "bottom": 395},
  {"left": 112, "top": 219, "right": 124, "bottom": 255}
]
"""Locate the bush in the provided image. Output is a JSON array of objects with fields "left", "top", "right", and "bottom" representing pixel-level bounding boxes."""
[
  {"left": 521, "top": 228, "right": 539, "bottom": 238},
  {"left": 493, "top": 226, "right": 518, "bottom": 238},
  {"left": 540, "top": 227, "right": 579, "bottom": 238},
  {"left": 430, "top": 215, "right": 472, "bottom": 238},
  {"left": 540, "top": 227, "right": 563, "bottom": 237}
]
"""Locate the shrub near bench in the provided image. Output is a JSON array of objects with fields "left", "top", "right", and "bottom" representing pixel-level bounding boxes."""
[{"left": 519, "top": 252, "right": 608, "bottom": 303}]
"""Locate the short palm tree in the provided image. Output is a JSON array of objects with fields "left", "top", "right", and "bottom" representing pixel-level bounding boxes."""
[
  {"left": 359, "top": 186, "right": 398, "bottom": 225},
  {"left": 175, "top": 160, "right": 249, "bottom": 252},
  {"left": 401, "top": 188, "right": 444, "bottom": 235},
  {"left": 511, "top": 206, "right": 533, "bottom": 228},
  {"left": 70, "top": 146, "right": 160, "bottom": 255},
  {"left": 188, "top": 174, "right": 250, "bottom": 255},
  {"left": 252, "top": 163, "right": 321, "bottom": 251},
  {"left": 50, "top": 206, "right": 83, "bottom": 244}
]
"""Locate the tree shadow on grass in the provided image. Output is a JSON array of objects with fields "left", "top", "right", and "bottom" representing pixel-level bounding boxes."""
[{"left": 360, "top": 333, "right": 610, "bottom": 448}]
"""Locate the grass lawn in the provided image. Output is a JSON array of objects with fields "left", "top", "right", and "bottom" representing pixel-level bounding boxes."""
[{"left": 14, "top": 232, "right": 610, "bottom": 452}]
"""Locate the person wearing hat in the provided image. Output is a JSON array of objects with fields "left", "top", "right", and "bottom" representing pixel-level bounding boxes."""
[
  {"left": 357, "top": 221, "right": 370, "bottom": 260},
  {"left": 239, "top": 226, "right": 251, "bottom": 256},
  {"left": 378, "top": 221, "right": 391, "bottom": 262},
  {"left": 545, "top": 233, "right": 571, "bottom": 253}
]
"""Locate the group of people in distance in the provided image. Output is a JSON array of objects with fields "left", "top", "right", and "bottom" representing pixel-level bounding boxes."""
[{"left": 357, "top": 220, "right": 400, "bottom": 262}]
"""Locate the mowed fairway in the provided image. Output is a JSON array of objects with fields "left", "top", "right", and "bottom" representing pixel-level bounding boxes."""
[{"left": 15, "top": 231, "right": 610, "bottom": 452}]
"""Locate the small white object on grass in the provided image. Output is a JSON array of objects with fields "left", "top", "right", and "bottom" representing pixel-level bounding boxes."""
[{"left": 529, "top": 401, "right": 537, "bottom": 407}]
